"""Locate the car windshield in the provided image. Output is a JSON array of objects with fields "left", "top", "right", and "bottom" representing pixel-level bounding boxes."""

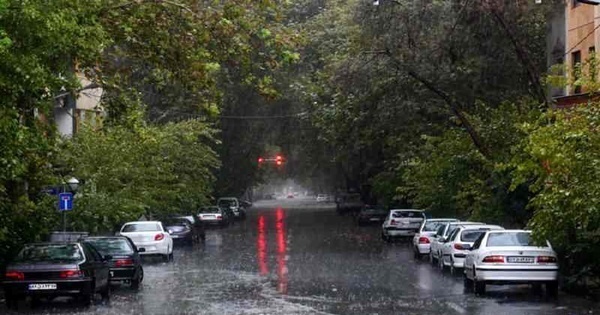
[
  {"left": 218, "top": 199, "right": 236, "bottom": 207},
  {"left": 86, "top": 238, "right": 133, "bottom": 256},
  {"left": 122, "top": 223, "right": 161, "bottom": 232},
  {"left": 15, "top": 244, "right": 83, "bottom": 263},
  {"left": 162, "top": 219, "right": 188, "bottom": 227},
  {"left": 392, "top": 211, "right": 424, "bottom": 218},
  {"left": 486, "top": 232, "right": 536, "bottom": 247},
  {"left": 422, "top": 221, "right": 444, "bottom": 232},
  {"left": 461, "top": 230, "right": 487, "bottom": 242},
  {"left": 200, "top": 207, "right": 220, "bottom": 213}
]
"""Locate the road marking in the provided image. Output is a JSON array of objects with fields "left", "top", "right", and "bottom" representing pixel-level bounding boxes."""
[{"left": 446, "top": 301, "right": 466, "bottom": 314}]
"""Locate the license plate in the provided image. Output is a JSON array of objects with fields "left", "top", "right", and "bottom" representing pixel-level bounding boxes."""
[
  {"left": 29, "top": 283, "right": 57, "bottom": 290},
  {"left": 507, "top": 256, "right": 534, "bottom": 263}
]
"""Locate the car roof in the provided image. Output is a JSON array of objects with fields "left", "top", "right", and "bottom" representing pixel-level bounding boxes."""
[
  {"left": 487, "top": 229, "right": 530, "bottom": 234},
  {"left": 122, "top": 221, "right": 161, "bottom": 225},
  {"left": 460, "top": 225, "right": 504, "bottom": 231},
  {"left": 425, "top": 218, "right": 458, "bottom": 222},
  {"left": 24, "top": 242, "right": 81, "bottom": 246},
  {"left": 85, "top": 236, "right": 127, "bottom": 240},
  {"left": 449, "top": 221, "right": 484, "bottom": 226},
  {"left": 390, "top": 209, "right": 423, "bottom": 212}
]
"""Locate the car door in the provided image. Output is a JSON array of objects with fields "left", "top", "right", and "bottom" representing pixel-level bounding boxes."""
[
  {"left": 465, "top": 233, "right": 485, "bottom": 271},
  {"left": 432, "top": 224, "right": 447, "bottom": 258},
  {"left": 82, "top": 243, "right": 109, "bottom": 288}
]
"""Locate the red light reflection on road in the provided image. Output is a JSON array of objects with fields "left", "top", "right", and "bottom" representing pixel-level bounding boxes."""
[
  {"left": 275, "top": 208, "right": 288, "bottom": 294},
  {"left": 257, "top": 215, "right": 268, "bottom": 276}
]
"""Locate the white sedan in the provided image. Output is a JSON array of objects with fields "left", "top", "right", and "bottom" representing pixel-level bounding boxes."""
[
  {"left": 438, "top": 225, "right": 504, "bottom": 274},
  {"left": 412, "top": 218, "right": 459, "bottom": 258},
  {"left": 463, "top": 230, "right": 559, "bottom": 296},
  {"left": 119, "top": 221, "right": 173, "bottom": 262},
  {"left": 381, "top": 209, "right": 426, "bottom": 241},
  {"left": 429, "top": 221, "right": 484, "bottom": 264}
]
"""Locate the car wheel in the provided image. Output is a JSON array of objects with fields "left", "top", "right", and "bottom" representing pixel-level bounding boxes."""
[
  {"left": 463, "top": 272, "right": 474, "bottom": 292},
  {"left": 438, "top": 254, "right": 445, "bottom": 271},
  {"left": 546, "top": 281, "right": 559, "bottom": 298},
  {"left": 162, "top": 254, "right": 170, "bottom": 262},
  {"left": 474, "top": 279, "right": 486, "bottom": 295},
  {"left": 131, "top": 267, "right": 143, "bottom": 290},
  {"left": 429, "top": 252, "right": 435, "bottom": 265}
]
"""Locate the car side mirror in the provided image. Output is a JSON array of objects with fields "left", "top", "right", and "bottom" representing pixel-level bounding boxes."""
[{"left": 138, "top": 248, "right": 146, "bottom": 253}]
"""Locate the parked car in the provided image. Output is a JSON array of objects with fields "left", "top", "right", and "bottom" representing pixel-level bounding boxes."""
[
  {"left": 220, "top": 206, "right": 236, "bottom": 224},
  {"left": 161, "top": 217, "right": 200, "bottom": 245},
  {"left": 2, "top": 242, "right": 110, "bottom": 309},
  {"left": 177, "top": 215, "right": 206, "bottom": 241},
  {"left": 118, "top": 221, "right": 173, "bottom": 262},
  {"left": 335, "top": 193, "right": 364, "bottom": 215},
  {"left": 463, "top": 230, "right": 559, "bottom": 296},
  {"left": 84, "top": 236, "right": 144, "bottom": 289},
  {"left": 438, "top": 225, "right": 504, "bottom": 274},
  {"left": 381, "top": 209, "right": 426, "bottom": 241},
  {"left": 356, "top": 206, "right": 388, "bottom": 225},
  {"left": 198, "top": 206, "right": 230, "bottom": 227},
  {"left": 429, "top": 221, "right": 484, "bottom": 264},
  {"left": 316, "top": 194, "right": 328, "bottom": 202},
  {"left": 217, "top": 197, "right": 246, "bottom": 220},
  {"left": 412, "top": 218, "right": 459, "bottom": 258}
]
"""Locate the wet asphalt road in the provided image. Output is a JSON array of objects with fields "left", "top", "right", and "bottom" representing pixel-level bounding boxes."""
[{"left": 1, "top": 199, "right": 598, "bottom": 315}]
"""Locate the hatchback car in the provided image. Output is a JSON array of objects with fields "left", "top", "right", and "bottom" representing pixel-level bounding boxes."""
[
  {"left": 2, "top": 242, "right": 110, "bottom": 309},
  {"left": 162, "top": 217, "right": 199, "bottom": 245},
  {"left": 119, "top": 221, "right": 173, "bottom": 262},
  {"left": 84, "top": 236, "right": 144, "bottom": 289},
  {"left": 381, "top": 209, "right": 426, "bottom": 241},
  {"left": 438, "top": 225, "right": 504, "bottom": 274},
  {"left": 463, "top": 230, "right": 559, "bottom": 296},
  {"left": 412, "top": 218, "right": 459, "bottom": 258}
]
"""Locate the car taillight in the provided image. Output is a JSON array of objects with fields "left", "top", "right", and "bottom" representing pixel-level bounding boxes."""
[
  {"left": 216, "top": 215, "right": 222, "bottom": 220},
  {"left": 115, "top": 259, "right": 134, "bottom": 267},
  {"left": 60, "top": 270, "right": 84, "bottom": 278},
  {"left": 537, "top": 256, "right": 557, "bottom": 263},
  {"left": 418, "top": 237, "right": 430, "bottom": 244},
  {"left": 454, "top": 243, "right": 467, "bottom": 250},
  {"left": 482, "top": 255, "right": 505, "bottom": 263},
  {"left": 5, "top": 271, "right": 24, "bottom": 281},
  {"left": 155, "top": 233, "right": 165, "bottom": 241}
]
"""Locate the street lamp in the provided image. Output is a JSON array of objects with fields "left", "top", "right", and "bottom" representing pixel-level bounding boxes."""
[{"left": 66, "top": 177, "right": 79, "bottom": 192}]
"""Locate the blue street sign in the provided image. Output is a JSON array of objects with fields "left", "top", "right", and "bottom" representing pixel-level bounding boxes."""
[{"left": 58, "top": 192, "right": 73, "bottom": 212}]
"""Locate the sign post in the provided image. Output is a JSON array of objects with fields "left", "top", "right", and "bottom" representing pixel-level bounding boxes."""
[{"left": 58, "top": 192, "right": 74, "bottom": 233}]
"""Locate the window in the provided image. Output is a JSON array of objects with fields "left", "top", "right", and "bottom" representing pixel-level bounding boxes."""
[
  {"left": 391, "top": 211, "right": 425, "bottom": 218},
  {"left": 486, "top": 232, "right": 536, "bottom": 247},
  {"left": 472, "top": 234, "right": 484, "bottom": 250},
  {"left": 435, "top": 225, "right": 446, "bottom": 237},
  {"left": 461, "top": 230, "right": 486, "bottom": 242},
  {"left": 572, "top": 50, "right": 582, "bottom": 94},
  {"left": 85, "top": 238, "right": 134, "bottom": 256},
  {"left": 15, "top": 244, "right": 83, "bottom": 263},
  {"left": 448, "top": 228, "right": 460, "bottom": 242},
  {"left": 121, "top": 223, "right": 161, "bottom": 232}
]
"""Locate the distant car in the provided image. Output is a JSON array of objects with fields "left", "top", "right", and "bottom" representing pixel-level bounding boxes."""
[
  {"left": 218, "top": 197, "right": 246, "bottom": 220},
  {"left": 412, "top": 218, "right": 459, "bottom": 258},
  {"left": 429, "top": 221, "right": 484, "bottom": 264},
  {"left": 162, "top": 217, "right": 199, "bottom": 245},
  {"left": 381, "top": 209, "right": 426, "bottom": 241},
  {"left": 119, "top": 221, "right": 173, "bottom": 262},
  {"left": 198, "top": 206, "right": 230, "bottom": 227},
  {"left": 316, "top": 194, "right": 328, "bottom": 202},
  {"left": 438, "top": 225, "right": 504, "bottom": 274},
  {"left": 2, "top": 242, "right": 111, "bottom": 309},
  {"left": 220, "top": 206, "right": 236, "bottom": 223},
  {"left": 84, "top": 236, "right": 144, "bottom": 289},
  {"left": 356, "top": 206, "right": 388, "bottom": 225},
  {"left": 463, "top": 230, "right": 559, "bottom": 296}
]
